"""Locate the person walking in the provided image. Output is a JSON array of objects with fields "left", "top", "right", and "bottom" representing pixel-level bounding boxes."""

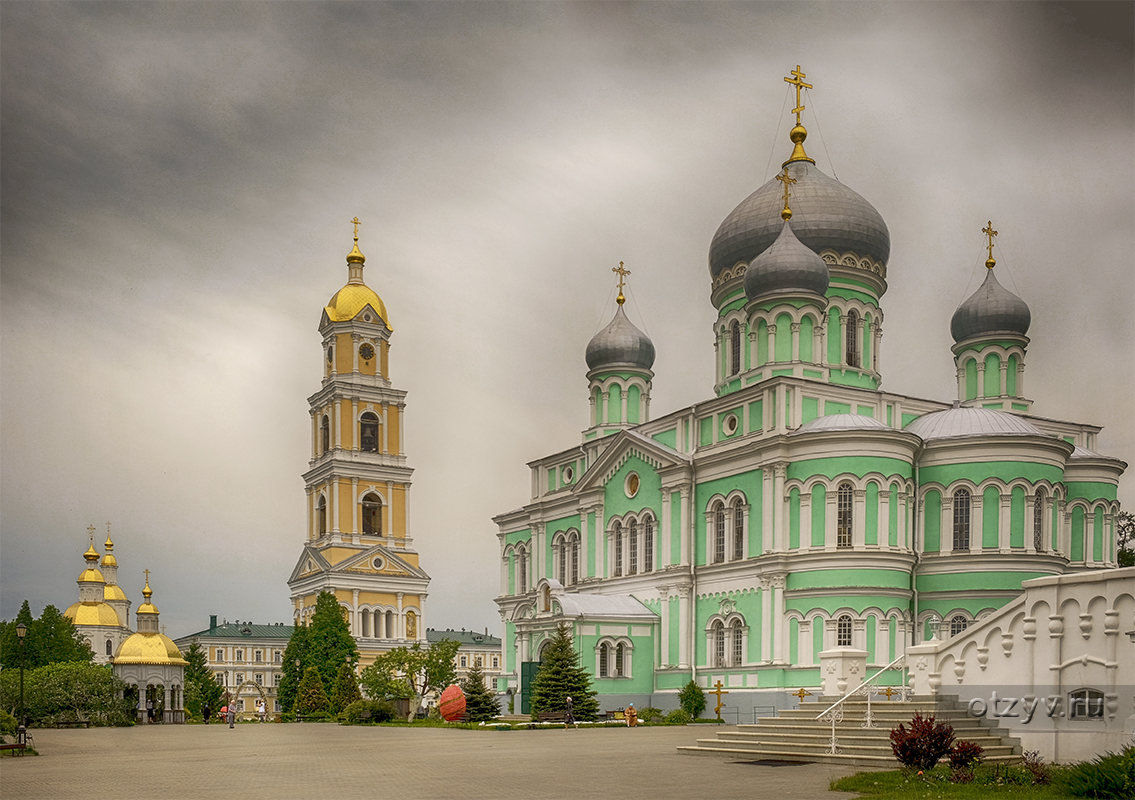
[
  {"left": 257, "top": 699, "right": 266, "bottom": 723},
  {"left": 227, "top": 704, "right": 236, "bottom": 728},
  {"left": 564, "top": 696, "right": 576, "bottom": 729},
  {"left": 203, "top": 703, "right": 211, "bottom": 725}
]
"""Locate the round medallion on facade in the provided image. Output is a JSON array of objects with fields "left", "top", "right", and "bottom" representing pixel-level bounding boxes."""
[{"left": 625, "top": 472, "right": 640, "bottom": 498}]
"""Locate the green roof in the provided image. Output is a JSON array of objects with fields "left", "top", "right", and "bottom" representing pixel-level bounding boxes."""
[
  {"left": 426, "top": 628, "right": 501, "bottom": 646},
  {"left": 176, "top": 620, "right": 294, "bottom": 641}
]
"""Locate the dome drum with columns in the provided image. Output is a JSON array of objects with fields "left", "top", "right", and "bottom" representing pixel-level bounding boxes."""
[{"left": 492, "top": 67, "right": 1126, "bottom": 719}]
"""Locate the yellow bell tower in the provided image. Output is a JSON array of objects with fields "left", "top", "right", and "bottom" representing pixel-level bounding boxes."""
[{"left": 287, "top": 219, "right": 430, "bottom": 665}]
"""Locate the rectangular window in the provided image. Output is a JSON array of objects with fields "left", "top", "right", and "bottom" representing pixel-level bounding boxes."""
[
  {"left": 274, "top": 674, "right": 282, "bottom": 687},
  {"left": 255, "top": 673, "right": 263, "bottom": 685},
  {"left": 235, "top": 649, "right": 244, "bottom": 663},
  {"left": 474, "top": 655, "right": 483, "bottom": 667},
  {"left": 732, "top": 506, "right": 744, "bottom": 560},
  {"left": 215, "top": 648, "right": 224, "bottom": 662},
  {"left": 629, "top": 524, "right": 638, "bottom": 575},
  {"left": 215, "top": 673, "right": 225, "bottom": 685},
  {"left": 460, "top": 655, "right": 467, "bottom": 668},
  {"left": 953, "top": 491, "right": 971, "bottom": 550},
  {"left": 254, "top": 650, "right": 263, "bottom": 663},
  {"left": 492, "top": 656, "right": 499, "bottom": 669},
  {"left": 614, "top": 531, "right": 623, "bottom": 576},
  {"left": 235, "top": 673, "right": 244, "bottom": 685},
  {"left": 837, "top": 485, "right": 853, "bottom": 547},
  {"left": 714, "top": 507, "right": 726, "bottom": 563},
  {"left": 274, "top": 701, "right": 282, "bottom": 713},
  {"left": 274, "top": 651, "right": 282, "bottom": 663}
]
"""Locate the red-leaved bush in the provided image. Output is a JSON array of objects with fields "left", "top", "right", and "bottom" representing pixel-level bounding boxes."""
[
  {"left": 949, "top": 740, "right": 984, "bottom": 768},
  {"left": 889, "top": 712, "right": 956, "bottom": 770}
]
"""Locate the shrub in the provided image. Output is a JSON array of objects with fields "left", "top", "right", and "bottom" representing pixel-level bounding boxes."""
[
  {"left": 889, "top": 712, "right": 955, "bottom": 771},
  {"left": 636, "top": 706, "right": 663, "bottom": 723},
  {"left": 1057, "top": 746, "right": 1135, "bottom": 799},
  {"left": 0, "top": 709, "right": 15, "bottom": 737},
  {"left": 678, "top": 680, "right": 706, "bottom": 719},
  {"left": 341, "top": 699, "right": 398, "bottom": 724},
  {"left": 1020, "top": 749, "right": 1051, "bottom": 785},
  {"left": 664, "top": 708, "right": 691, "bottom": 725},
  {"left": 949, "top": 740, "right": 983, "bottom": 768}
]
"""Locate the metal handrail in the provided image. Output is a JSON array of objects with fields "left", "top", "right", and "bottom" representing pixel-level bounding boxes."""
[{"left": 814, "top": 653, "right": 909, "bottom": 754}]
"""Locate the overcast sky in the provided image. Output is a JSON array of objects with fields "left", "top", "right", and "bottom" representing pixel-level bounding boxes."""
[{"left": 2, "top": 2, "right": 1132, "bottom": 640}]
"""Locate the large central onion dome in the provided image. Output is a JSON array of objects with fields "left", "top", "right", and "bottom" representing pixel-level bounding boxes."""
[
  {"left": 745, "top": 219, "right": 830, "bottom": 299},
  {"left": 950, "top": 267, "right": 1030, "bottom": 343},
  {"left": 586, "top": 305, "right": 656, "bottom": 372},
  {"left": 710, "top": 160, "right": 890, "bottom": 281}
]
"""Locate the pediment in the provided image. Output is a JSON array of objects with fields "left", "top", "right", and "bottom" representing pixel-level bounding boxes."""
[{"left": 574, "top": 429, "right": 689, "bottom": 493}]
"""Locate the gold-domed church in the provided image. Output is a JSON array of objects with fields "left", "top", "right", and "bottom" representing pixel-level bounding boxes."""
[
  {"left": 64, "top": 525, "right": 130, "bottom": 663},
  {"left": 287, "top": 220, "right": 430, "bottom": 665}
]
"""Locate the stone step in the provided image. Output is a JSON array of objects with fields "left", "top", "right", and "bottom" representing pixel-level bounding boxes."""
[
  {"left": 676, "top": 744, "right": 1021, "bottom": 768},
  {"left": 692, "top": 738, "right": 1020, "bottom": 759},
  {"left": 715, "top": 730, "right": 1016, "bottom": 750}
]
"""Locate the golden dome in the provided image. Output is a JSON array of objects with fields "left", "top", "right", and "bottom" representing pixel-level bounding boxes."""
[
  {"left": 325, "top": 284, "right": 390, "bottom": 327},
  {"left": 114, "top": 632, "right": 187, "bottom": 666},
  {"left": 78, "top": 566, "right": 106, "bottom": 584},
  {"left": 102, "top": 534, "right": 117, "bottom": 567},
  {"left": 104, "top": 584, "right": 129, "bottom": 602},
  {"left": 65, "top": 601, "right": 124, "bottom": 627}
]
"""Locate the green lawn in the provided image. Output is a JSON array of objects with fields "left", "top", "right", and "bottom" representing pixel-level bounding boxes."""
[{"left": 831, "top": 764, "right": 1076, "bottom": 799}]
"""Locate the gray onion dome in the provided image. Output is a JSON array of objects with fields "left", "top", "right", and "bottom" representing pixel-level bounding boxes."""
[
  {"left": 745, "top": 219, "right": 829, "bottom": 299},
  {"left": 950, "top": 268, "right": 1031, "bottom": 343},
  {"left": 709, "top": 160, "right": 890, "bottom": 280},
  {"left": 586, "top": 305, "right": 656, "bottom": 371}
]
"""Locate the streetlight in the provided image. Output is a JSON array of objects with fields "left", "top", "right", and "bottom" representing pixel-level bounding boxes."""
[
  {"left": 294, "top": 658, "right": 301, "bottom": 723},
  {"left": 15, "top": 623, "right": 26, "bottom": 745}
]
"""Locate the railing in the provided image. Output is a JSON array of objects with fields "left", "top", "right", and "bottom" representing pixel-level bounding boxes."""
[{"left": 815, "top": 653, "right": 909, "bottom": 754}]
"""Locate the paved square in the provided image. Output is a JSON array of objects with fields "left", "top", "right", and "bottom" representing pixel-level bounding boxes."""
[{"left": 1, "top": 724, "right": 863, "bottom": 799}]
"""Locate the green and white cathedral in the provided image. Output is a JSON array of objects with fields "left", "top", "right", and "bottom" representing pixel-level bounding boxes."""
[{"left": 493, "top": 69, "right": 1126, "bottom": 716}]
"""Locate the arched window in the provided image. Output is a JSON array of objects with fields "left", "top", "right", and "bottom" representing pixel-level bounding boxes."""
[
  {"left": 361, "top": 494, "right": 383, "bottom": 535},
  {"left": 321, "top": 415, "right": 330, "bottom": 454},
  {"left": 317, "top": 495, "right": 327, "bottom": 535},
  {"left": 845, "top": 311, "right": 860, "bottom": 367},
  {"left": 837, "top": 483, "right": 854, "bottom": 547},
  {"left": 730, "top": 619, "right": 744, "bottom": 666},
  {"left": 837, "top": 615, "right": 853, "bottom": 647},
  {"left": 360, "top": 412, "right": 379, "bottom": 452},
  {"left": 615, "top": 643, "right": 625, "bottom": 677},
  {"left": 730, "top": 322, "right": 741, "bottom": 375},
  {"left": 599, "top": 643, "right": 610, "bottom": 677},
  {"left": 713, "top": 620, "right": 726, "bottom": 667},
  {"left": 569, "top": 533, "right": 579, "bottom": 585},
  {"left": 1069, "top": 688, "right": 1104, "bottom": 719},
  {"left": 953, "top": 489, "right": 971, "bottom": 550},
  {"left": 517, "top": 545, "right": 528, "bottom": 594},
  {"left": 106, "top": 639, "right": 113, "bottom": 656},
  {"left": 643, "top": 517, "right": 654, "bottom": 573},
  {"left": 405, "top": 610, "right": 417, "bottom": 639},
  {"left": 949, "top": 615, "right": 968, "bottom": 637},
  {"left": 541, "top": 585, "right": 551, "bottom": 613},
  {"left": 732, "top": 500, "right": 744, "bottom": 560},
  {"left": 1033, "top": 490, "right": 1045, "bottom": 551},
  {"left": 556, "top": 539, "right": 565, "bottom": 584},
  {"left": 714, "top": 502, "right": 726, "bottom": 563},
  {"left": 614, "top": 524, "right": 623, "bottom": 577},
  {"left": 628, "top": 520, "right": 638, "bottom": 575}
]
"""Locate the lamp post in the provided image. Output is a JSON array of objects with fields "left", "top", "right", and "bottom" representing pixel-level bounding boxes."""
[{"left": 15, "top": 622, "right": 26, "bottom": 745}]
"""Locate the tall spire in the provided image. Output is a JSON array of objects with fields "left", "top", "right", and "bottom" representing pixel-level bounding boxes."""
[{"left": 782, "top": 65, "right": 816, "bottom": 166}]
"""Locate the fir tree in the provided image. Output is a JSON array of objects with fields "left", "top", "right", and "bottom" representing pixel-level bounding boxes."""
[
  {"left": 295, "top": 666, "right": 330, "bottom": 714},
  {"left": 183, "top": 641, "right": 222, "bottom": 719},
  {"left": 460, "top": 661, "right": 499, "bottom": 722},
  {"left": 329, "top": 662, "right": 362, "bottom": 714},
  {"left": 529, "top": 623, "right": 599, "bottom": 720}
]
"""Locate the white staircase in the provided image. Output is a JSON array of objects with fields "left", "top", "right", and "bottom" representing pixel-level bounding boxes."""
[{"left": 677, "top": 696, "right": 1023, "bottom": 767}]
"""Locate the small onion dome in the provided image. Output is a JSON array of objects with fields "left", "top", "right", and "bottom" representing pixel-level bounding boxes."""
[
  {"left": 136, "top": 577, "right": 158, "bottom": 616},
  {"left": 586, "top": 305, "right": 656, "bottom": 371},
  {"left": 793, "top": 413, "right": 890, "bottom": 434},
  {"left": 710, "top": 160, "right": 890, "bottom": 281},
  {"left": 78, "top": 543, "right": 106, "bottom": 584},
  {"left": 906, "top": 406, "right": 1044, "bottom": 441},
  {"left": 950, "top": 268, "right": 1030, "bottom": 343},
  {"left": 101, "top": 535, "right": 117, "bottom": 568},
  {"left": 745, "top": 219, "right": 829, "bottom": 299},
  {"left": 114, "top": 631, "right": 188, "bottom": 666},
  {"left": 64, "top": 600, "right": 124, "bottom": 627}
]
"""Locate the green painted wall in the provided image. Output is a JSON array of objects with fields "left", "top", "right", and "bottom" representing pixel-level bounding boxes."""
[
  {"left": 984, "top": 353, "right": 1000, "bottom": 397},
  {"left": 1093, "top": 507, "right": 1104, "bottom": 561},
  {"left": 802, "top": 397, "right": 819, "bottom": 424},
  {"left": 786, "top": 569, "right": 910, "bottom": 591},
  {"left": 1007, "top": 354, "right": 1019, "bottom": 396},
  {"left": 825, "top": 400, "right": 851, "bottom": 415},
  {"left": 627, "top": 385, "right": 641, "bottom": 424},
  {"left": 866, "top": 482, "right": 879, "bottom": 545},
  {"left": 800, "top": 315, "right": 814, "bottom": 362},
  {"left": 810, "top": 484, "right": 825, "bottom": 546},
  {"left": 652, "top": 428, "right": 676, "bottom": 449},
  {"left": 789, "top": 488, "right": 801, "bottom": 550},
  {"left": 920, "top": 462, "right": 1062, "bottom": 488},
  {"left": 609, "top": 384, "right": 622, "bottom": 424},
  {"left": 982, "top": 486, "right": 1000, "bottom": 548},
  {"left": 1064, "top": 482, "right": 1118, "bottom": 502},
  {"left": 889, "top": 485, "right": 899, "bottom": 547},
  {"left": 925, "top": 490, "right": 942, "bottom": 552},
  {"left": 1071, "top": 506, "right": 1084, "bottom": 561},
  {"left": 757, "top": 319, "right": 769, "bottom": 366},
  {"left": 699, "top": 416, "right": 713, "bottom": 447},
  {"left": 785, "top": 595, "right": 907, "bottom": 615},
  {"left": 775, "top": 312, "right": 793, "bottom": 362},
  {"left": 916, "top": 571, "right": 1051, "bottom": 593},
  {"left": 1010, "top": 486, "right": 1025, "bottom": 548},
  {"left": 965, "top": 360, "right": 978, "bottom": 400},
  {"left": 587, "top": 512, "right": 597, "bottom": 577},
  {"left": 694, "top": 470, "right": 765, "bottom": 565},
  {"left": 789, "top": 456, "right": 912, "bottom": 482}
]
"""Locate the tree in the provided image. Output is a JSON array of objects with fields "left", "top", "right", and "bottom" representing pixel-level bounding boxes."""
[
  {"left": 329, "top": 662, "right": 362, "bottom": 714},
  {"left": 0, "top": 662, "right": 133, "bottom": 726},
  {"left": 679, "top": 679, "right": 706, "bottom": 718},
  {"left": 183, "top": 641, "right": 222, "bottom": 720},
  {"left": 278, "top": 624, "right": 310, "bottom": 714},
  {"left": 460, "top": 661, "right": 499, "bottom": 722},
  {"left": 294, "top": 666, "right": 329, "bottom": 714},
  {"left": 1117, "top": 510, "right": 1134, "bottom": 567},
  {"left": 1, "top": 601, "right": 92, "bottom": 670},
  {"left": 305, "top": 592, "right": 359, "bottom": 698},
  {"left": 529, "top": 623, "right": 599, "bottom": 721},
  {"left": 361, "top": 639, "right": 460, "bottom": 720}
]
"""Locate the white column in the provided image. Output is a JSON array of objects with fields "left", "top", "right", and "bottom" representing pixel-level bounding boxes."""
[
  {"left": 679, "top": 486, "right": 691, "bottom": 567},
  {"left": 661, "top": 493, "right": 672, "bottom": 567},
  {"left": 941, "top": 498, "right": 952, "bottom": 554},
  {"left": 333, "top": 399, "right": 342, "bottom": 450},
  {"left": 760, "top": 579, "right": 772, "bottom": 662},
  {"left": 998, "top": 362, "right": 1008, "bottom": 397},
  {"left": 879, "top": 488, "right": 891, "bottom": 549},
  {"left": 659, "top": 586, "right": 671, "bottom": 668},
  {"left": 790, "top": 322, "right": 801, "bottom": 362},
  {"left": 396, "top": 593, "right": 404, "bottom": 640},
  {"left": 956, "top": 364, "right": 966, "bottom": 401},
  {"left": 799, "top": 491, "right": 812, "bottom": 550},
  {"left": 773, "top": 464, "right": 787, "bottom": 552},
  {"left": 1017, "top": 361, "right": 1026, "bottom": 398},
  {"left": 763, "top": 468, "right": 774, "bottom": 553},
  {"left": 381, "top": 402, "right": 389, "bottom": 454},
  {"left": 970, "top": 493, "right": 983, "bottom": 554},
  {"left": 772, "top": 575, "right": 787, "bottom": 663},
  {"left": 351, "top": 478, "right": 359, "bottom": 536},
  {"left": 853, "top": 489, "right": 867, "bottom": 548},
  {"left": 975, "top": 360, "right": 986, "bottom": 399},
  {"left": 386, "top": 481, "right": 394, "bottom": 538},
  {"left": 352, "top": 590, "right": 360, "bottom": 636},
  {"left": 351, "top": 399, "right": 359, "bottom": 450},
  {"left": 417, "top": 595, "right": 427, "bottom": 639},
  {"left": 677, "top": 586, "right": 691, "bottom": 669},
  {"left": 766, "top": 324, "right": 777, "bottom": 364},
  {"left": 330, "top": 476, "right": 339, "bottom": 534},
  {"left": 310, "top": 411, "right": 318, "bottom": 458},
  {"left": 825, "top": 490, "right": 837, "bottom": 549},
  {"left": 999, "top": 493, "right": 1011, "bottom": 552}
]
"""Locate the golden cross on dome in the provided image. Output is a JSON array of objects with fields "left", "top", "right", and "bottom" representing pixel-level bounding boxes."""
[
  {"left": 143, "top": 568, "right": 151, "bottom": 582},
  {"left": 982, "top": 220, "right": 998, "bottom": 268},
  {"left": 776, "top": 167, "right": 797, "bottom": 220},
  {"left": 784, "top": 65, "right": 813, "bottom": 125},
  {"left": 612, "top": 261, "right": 631, "bottom": 305},
  {"left": 87, "top": 524, "right": 96, "bottom": 545},
  {"left": 351, "top": 216, "right": 362, "bottom": 241}
]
